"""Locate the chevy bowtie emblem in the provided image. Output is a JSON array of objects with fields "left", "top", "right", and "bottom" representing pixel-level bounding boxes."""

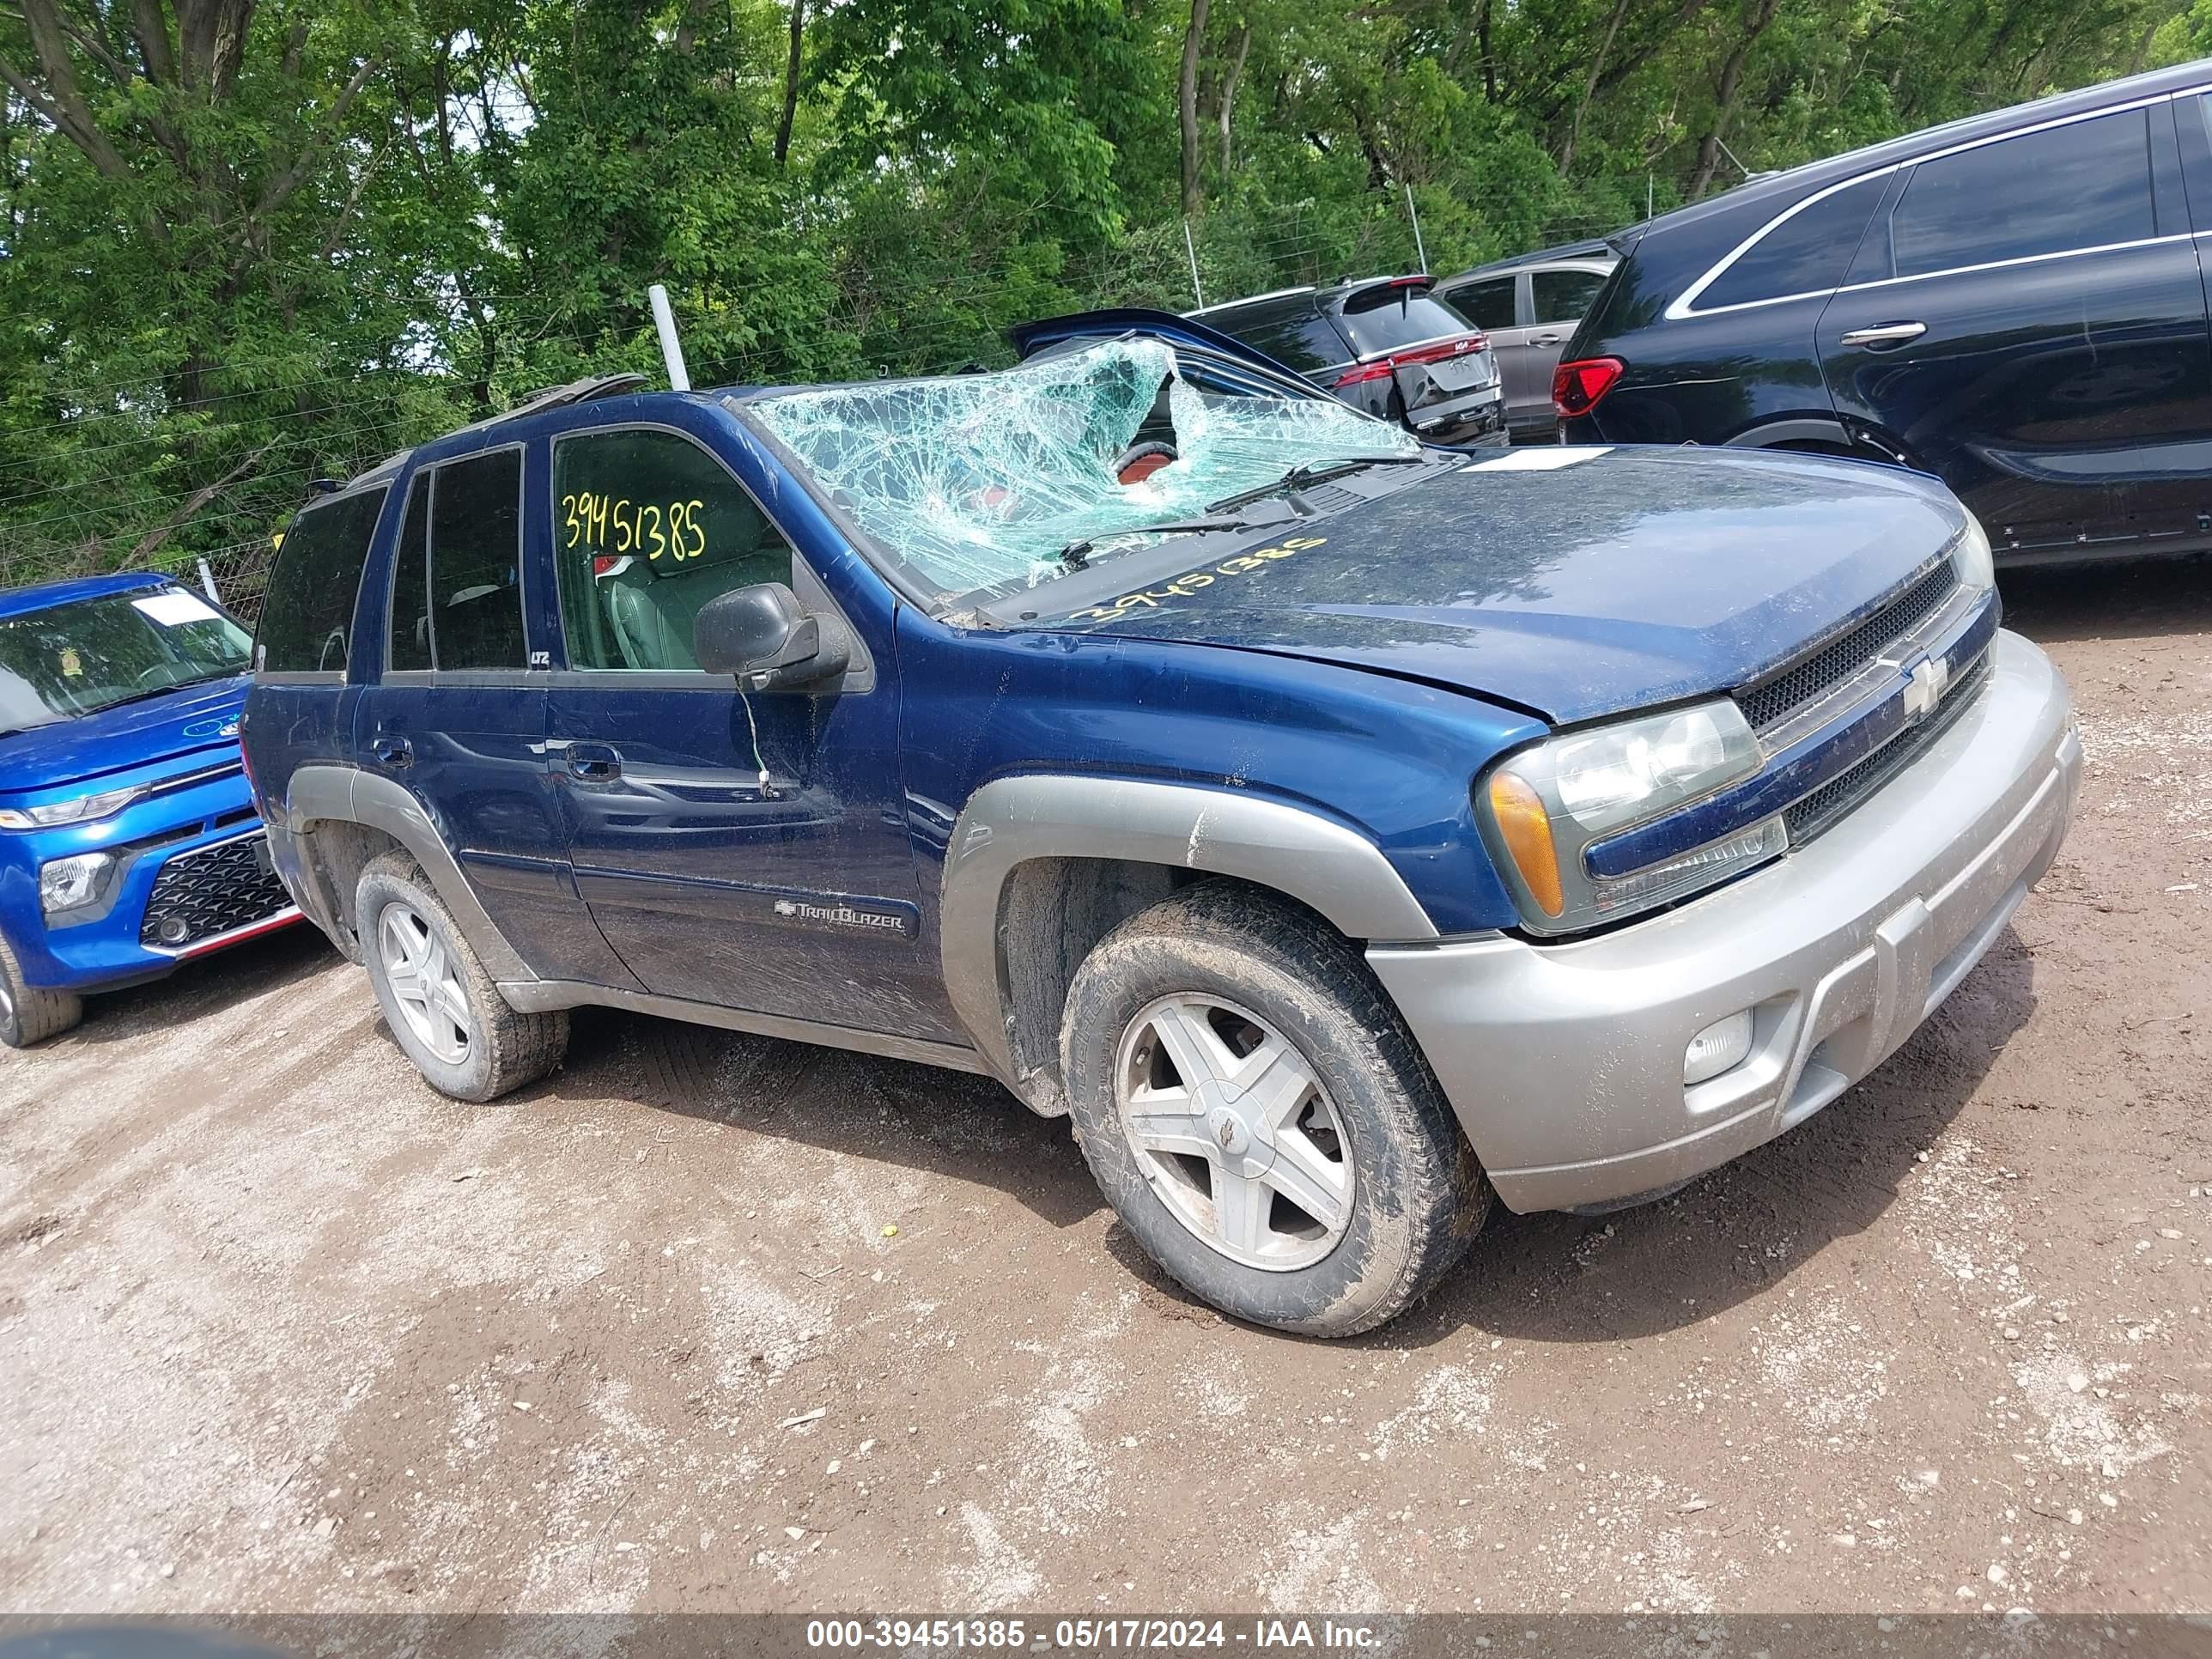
[{"left": 1902, "top": 656, "right": 1949, "bottom": 724}]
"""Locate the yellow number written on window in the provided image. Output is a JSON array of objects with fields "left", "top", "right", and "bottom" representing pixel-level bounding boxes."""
[{"left": 561, "top": 492, "right": 710, "bottom": 562}]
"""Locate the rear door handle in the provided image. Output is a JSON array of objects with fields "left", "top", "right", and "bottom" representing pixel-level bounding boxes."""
[
  {"left": 1838, "top": 321, "right": 1928, "bottom": 349},
  {"left": 559, "top": 742, "right": 622, "bottom": 781},
  {"left": 1531, "top": 333, "right": 1565, "bottom": 346},
  {"left": 370, "top": 734, "right": 412, "bottom": 769}
]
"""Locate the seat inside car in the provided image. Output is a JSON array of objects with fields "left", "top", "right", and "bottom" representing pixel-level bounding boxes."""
[{"left": 597, "top": 493, "right": 789, "bottom": 671}]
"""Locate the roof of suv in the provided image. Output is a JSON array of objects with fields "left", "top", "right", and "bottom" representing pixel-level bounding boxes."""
[
  {"left": 1189, "top": 274, "right": 1438, "bottom": 323},
  {"left": 1632, "top": 58, "right": 2212, "bottom": 247},
  {"left": 1445, "top": 240, "right": 1618, "bottom": 282}
]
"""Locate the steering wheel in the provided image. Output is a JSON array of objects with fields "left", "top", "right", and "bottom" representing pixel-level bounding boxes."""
[
  {"left": 1113, "top": 441, "right": 1178, "bottom": 485},
  {"left": 135, "top": 663, "right": 178, "bottom": 689}
]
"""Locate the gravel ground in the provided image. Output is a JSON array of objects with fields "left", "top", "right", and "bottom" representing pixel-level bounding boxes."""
[{"left": 2, "top": 559, "right": 2209, "bottom": 1620}]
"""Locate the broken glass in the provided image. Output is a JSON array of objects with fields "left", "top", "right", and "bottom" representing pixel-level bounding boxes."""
[{"left": 740, "top": 338, "right": 1420, "bottom": 597}]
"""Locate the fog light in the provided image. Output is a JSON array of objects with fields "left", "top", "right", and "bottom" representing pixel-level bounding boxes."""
[
  {"left": 157, "top": 915, "right": 191, "bottom": 945},
  {"left": 1684, "top": 1009, "right": 1754, "bottom": 1086},
  {"left": 39, "top": 851, "right": 112, "bottom": 916}
]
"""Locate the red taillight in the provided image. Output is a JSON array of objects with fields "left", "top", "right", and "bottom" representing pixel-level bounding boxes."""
[
  {"left": 1334, "top": 334, "right": 1489, "bottom": 389},
  {"left": 1553, "top": 356, "right": 1624, "bottom": 418}
]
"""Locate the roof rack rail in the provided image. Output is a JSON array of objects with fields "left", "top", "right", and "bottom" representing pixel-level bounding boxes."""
[
  {"left": 477, "top": 372, "right": 650, "bottom": 434},
  {"left": 350, "top": 373, "right": 652, "bottom": 489}
]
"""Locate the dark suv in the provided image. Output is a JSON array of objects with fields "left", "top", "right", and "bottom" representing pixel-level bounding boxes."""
[
  {"left": 1557, "top": 61, "right": 2212, "bottom": 565},
  {"left": 1188, "top": 275, "right": 1507, "bottom": 444}
]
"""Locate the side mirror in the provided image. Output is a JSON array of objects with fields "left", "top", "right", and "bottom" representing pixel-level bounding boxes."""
[{"left": 694, "top": 582, "right": 851, "bottom": 690}]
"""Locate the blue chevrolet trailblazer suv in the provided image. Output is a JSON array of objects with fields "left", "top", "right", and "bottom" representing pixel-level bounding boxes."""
[
  {"left": 241, "top": 312, "right": 2081, "bottom": 1335},
  {"left": 1, "top": 572, "right": 297, "bottom": 1047}
]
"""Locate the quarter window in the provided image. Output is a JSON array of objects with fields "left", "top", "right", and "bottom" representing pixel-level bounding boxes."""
[
  {"left": 386, "top": 473, "right": 433, "bottom": 672},
  {"left": 255, "top": 485, "right": 387, "bottom": 675},
  {"left": 1698, "top": 174, "right": 1888, "bottom": 311},
  {"left": 1887, "top": 108, "right": 2154, "bottom": 279},
  {"left": 1442, "top": 276, "right": 1516, "bottom": 332},
  {"left": 1226, "top": 305, "right": 1349, "bottom": 374},
  {"left": 1531, "top": 268, "right": 1608, "bottom": 325},
  {"left": 551, "top": 428, "right": 795, "bottom": 672}
]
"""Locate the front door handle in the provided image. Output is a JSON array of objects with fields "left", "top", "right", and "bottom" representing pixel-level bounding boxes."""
[
  {"left": 560, "top": 742, "right": 622, "bottom": 782},
  {"left": 1838, "top": 321, "right": 1928, "bottom": 349},
  {"left": 370, "top": 734, "right": 412, "bottom": 769},
  {"left": 1531, "top": 332, "right": 1565, "bottom": 346}
]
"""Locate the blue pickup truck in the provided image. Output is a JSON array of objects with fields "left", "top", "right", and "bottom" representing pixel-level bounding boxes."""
[
  {"left": 240, "top": 313, "right": 2080, "bottom": 1335},
  {"left": 1, "top": 573, "right": 299, "bottom": 1046}
]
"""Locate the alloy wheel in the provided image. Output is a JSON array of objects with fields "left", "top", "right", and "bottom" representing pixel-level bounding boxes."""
[
  {"left": 1114, "top": 993, "right": 1356, "bottom": 1271},
  {"left": 377, "top": 902, "right": 475, "bottom": 1066}
]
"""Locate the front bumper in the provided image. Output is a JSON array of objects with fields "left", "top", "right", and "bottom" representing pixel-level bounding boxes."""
[
  {"left": 1369, "top": 628, "right": 2078, "bottom": 1213},
  {"left": 1, "top": 769, "right": 300, "bottom": 993}
]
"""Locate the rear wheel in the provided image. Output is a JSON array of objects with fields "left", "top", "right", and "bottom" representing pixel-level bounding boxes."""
[
  {"left": 356, "top": 852, "right": 566, "bottom": 1101},
  {"left": 1060, "top": 880, "right": 1488, "bottom": 1336},
  {"left": 0, "top": 930, "right": 82, "bottom": 1049}
]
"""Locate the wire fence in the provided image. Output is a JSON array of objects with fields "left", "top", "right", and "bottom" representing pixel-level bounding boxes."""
[{"left": 0, "top": 176, "right": 1651, "bottom": 621}]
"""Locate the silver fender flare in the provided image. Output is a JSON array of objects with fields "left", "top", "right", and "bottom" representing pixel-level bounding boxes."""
[
  {"left": 939, "top": 775, "right": 1439, "bottom": 1085},
  {"left": 283, "top": 763, "right": 538, "bottom": 984}
]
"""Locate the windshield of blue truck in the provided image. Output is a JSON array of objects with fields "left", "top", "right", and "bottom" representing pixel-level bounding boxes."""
[
  {"left": 0, "top": 587, "right": 251, "bottom": 735},
  {"left": 744, "top": 337, "right": 1419, "bottom": 597}
]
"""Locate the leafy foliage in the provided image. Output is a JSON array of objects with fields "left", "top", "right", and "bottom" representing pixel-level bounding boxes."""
[{"left": 0, "top": 0, "right": 2192, "bottom": 601}]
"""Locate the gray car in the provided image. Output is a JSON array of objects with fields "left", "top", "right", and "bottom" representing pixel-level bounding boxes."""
[
  {"left": 1185, "top": 275, "right": 1509, "bottom": 446},
  {"left": 1437, "top": 240, "right": 1618, "bottom": 440}
]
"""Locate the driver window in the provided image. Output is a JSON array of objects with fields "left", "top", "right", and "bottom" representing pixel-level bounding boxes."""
[{"left": 552, "top": 428, "right": 795, "bottom": 672}]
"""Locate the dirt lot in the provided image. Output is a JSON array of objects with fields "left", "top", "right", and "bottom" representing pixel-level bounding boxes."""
[{"left": 3, "top": 560, "right": 2209, "bottom": 1620}]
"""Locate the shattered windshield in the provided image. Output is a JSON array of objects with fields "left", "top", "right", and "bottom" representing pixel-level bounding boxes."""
[{"left": 743, "top": 338, "right": 1420, "bottom": 598}]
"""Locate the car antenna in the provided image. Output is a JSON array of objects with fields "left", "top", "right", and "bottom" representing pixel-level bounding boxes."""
[{"left": 648, "top": 283, "right": 691, "bottom": 392}]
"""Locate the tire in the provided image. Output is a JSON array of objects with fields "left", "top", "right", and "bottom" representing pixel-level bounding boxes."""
[
  {"left": 1060, "top": 880, "right": 1489, "bottom": 1337},
  {"left": 355, "top": 851, "right": 567, "bottom": 1102},
  {"left": 0, "top": 929, "right": 82, "bottom": 1049}
]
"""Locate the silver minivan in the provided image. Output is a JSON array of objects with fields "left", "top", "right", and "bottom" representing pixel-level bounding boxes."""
[{"left": 1437, "top": 242, "right": 1618, "bottom": 440}]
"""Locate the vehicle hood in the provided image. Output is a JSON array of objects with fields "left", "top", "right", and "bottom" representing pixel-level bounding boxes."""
[
  {"left": 1030, "top": 447, "right": 1970, "bottom": 725},
  {"left": 0, "top": 674, "right": 249, "bottom": 793}
]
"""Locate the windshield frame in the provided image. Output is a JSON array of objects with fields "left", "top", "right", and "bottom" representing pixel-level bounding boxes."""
[
  {"left": 0, "top": 583, "right": 252, "bottom": 734},
  {"left": 733, "top": 337, "right": 1426, "bottom": 614}
]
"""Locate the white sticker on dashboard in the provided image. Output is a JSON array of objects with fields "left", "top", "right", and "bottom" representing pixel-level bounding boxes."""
[
  {"left": 131, "top": 591, "right": 221, "bottom": 626},
  {"left": 1461, "top": 447, "right": 1613, "bottom": 471}
]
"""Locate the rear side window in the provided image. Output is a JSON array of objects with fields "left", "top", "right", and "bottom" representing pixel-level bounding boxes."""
[
  {"left": 1220, "top": 302, "right": 1347, "bottom": 374},
  {"left": 1531, "top": 268, "right": 1609, "bottom": 324},
  {"left": 255, "top": 486, "right": 387, "bottom": 676},
  {"left": 1338, "top": 291, "right": 1474, "bottom": 356},
  {"left": 386, "top": 447, "right": 527, "bottom": 672},
  {"left": 1443, "top": 276, "right": 1517, "bottom": 331},
  {"left": 1699, "top": 174, "right": 1888, "bottom": 310},
  {"left": 552, "top": 428, "right": 795, "bottom": 672},
  {"left": 1888, "top": 108, "right": 2154, "bottom": 279}
]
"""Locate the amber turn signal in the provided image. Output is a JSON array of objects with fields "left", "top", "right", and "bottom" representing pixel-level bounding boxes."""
[{"left": 1486, "top": 770, "right": 1565, "bottom": 918}]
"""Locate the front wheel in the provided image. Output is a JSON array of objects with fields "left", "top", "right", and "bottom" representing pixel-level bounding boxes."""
[
  {"left": 356, "top": 852, "right": 567, "bottom": 1102},
  {"left": 0, "top": 930, "right": 82, "bottom": 1049},
  {"left": 1060, "top": 881, "right": 1489, "bottom": 1336}
]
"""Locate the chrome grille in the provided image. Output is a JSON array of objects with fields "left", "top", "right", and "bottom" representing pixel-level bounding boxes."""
[
  {"left": 1783, "top": 655, "right": 1992, "bottom": 847},
  {"left": 1736, "top": 562, "right": 1960, "bottom": 733},
  {"left": 139, "top": 834, "right": 291, "bottom": 951}
]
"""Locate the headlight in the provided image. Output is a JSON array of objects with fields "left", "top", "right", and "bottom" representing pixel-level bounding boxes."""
[
  {"left": 1952, "top": 512, "right": 1995, "bottom": 592},
  {"left": 1479, "top": 700, "right": 1777, "bottom": 933},
  {"left": 40, "top": 851, "right": 114, "bottom": 915},
  {"left": 0, "top": 784, "right": 147, "bottom": 830}
]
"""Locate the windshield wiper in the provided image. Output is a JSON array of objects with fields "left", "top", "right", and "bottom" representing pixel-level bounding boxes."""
[
  {"left": 90, "top": 668, "right": 246, "bottom": 714},
  {"left": 1206, "top": 453, "right": 1427, "bottom": 514},
  {"left": 1058, "top": 518, "right": 1259, "bottom": 570}
]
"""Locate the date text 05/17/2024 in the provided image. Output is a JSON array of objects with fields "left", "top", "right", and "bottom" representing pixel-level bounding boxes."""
[{"left": 803, "top": 1619, "right": 1383, "bottom": 1650}]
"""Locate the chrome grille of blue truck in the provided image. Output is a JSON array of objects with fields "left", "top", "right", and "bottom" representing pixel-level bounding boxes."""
[{"left": 1735, "top": 561, "right": 1960, "bottom": 733}]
